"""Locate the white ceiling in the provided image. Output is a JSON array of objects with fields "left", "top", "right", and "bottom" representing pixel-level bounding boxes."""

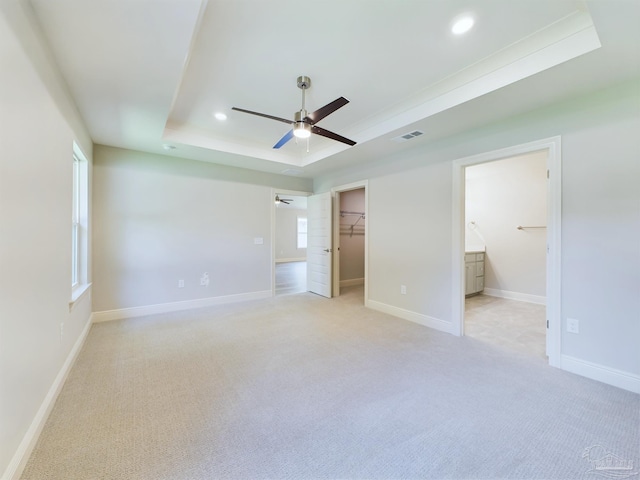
[{"left": 29, "top": 0, "right": 640, "bottom": 178}]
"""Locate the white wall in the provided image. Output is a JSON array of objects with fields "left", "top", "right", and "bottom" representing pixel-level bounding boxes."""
[
  {"left": 92, "top": 146, "right": 312, "bottom": 313},
  {"left": 339, "top": 189, "right": 365, "bottom": 283},
  {"left": 0, "top": 2, "right": 93, "bottom": 477},
  {"left": 275, "top": 207, "right": 307, "bottom": 262},
  {"left": 315, "top": 80, "right": 640, "bottom": 382},
  {"left": 465, "top": 151, "right": 547, "bottom": 299}
]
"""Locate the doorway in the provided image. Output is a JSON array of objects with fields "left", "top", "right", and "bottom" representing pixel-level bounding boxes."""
[
  {"left": 451, "top": 137, "right": 561, "bottom": 367},
  {"left": 273, "top": 191, "right": 309, "bottom": 296},
  {"left": 331, "top": 181, "right": 368, "bottom": 302},
  {"left": 463, "top": 152, "right": 548, "bottom": 360}
]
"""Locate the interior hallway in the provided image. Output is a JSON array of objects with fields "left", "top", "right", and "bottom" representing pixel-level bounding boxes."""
[
  {"left": 275, "top": 261, "right": 306, "bottom": 296},
  {"left": 465, "top": 294, "right": 547, "bottom": 361}
]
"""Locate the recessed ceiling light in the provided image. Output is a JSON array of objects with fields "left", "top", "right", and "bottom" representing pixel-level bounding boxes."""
[
  {"left": 452, "top": 16, "right": 474, "bottom": 35},
  {"left": 214, "top": 112, "right": 227, "bottom": 121}
]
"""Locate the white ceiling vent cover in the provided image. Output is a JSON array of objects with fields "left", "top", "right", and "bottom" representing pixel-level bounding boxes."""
[
  {"left": 392, "top": 130, "right": 424, "bottom": 143},
  {"left": 281, "top": 168, "right": 303, "bottom": 176}
]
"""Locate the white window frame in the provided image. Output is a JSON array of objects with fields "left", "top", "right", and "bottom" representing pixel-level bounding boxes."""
[
  {"left": 71, "top": 142, "right": 89, "bottom": 304},
  {"left": 297, "top": 216, "right": 307, "bottom": 249}
]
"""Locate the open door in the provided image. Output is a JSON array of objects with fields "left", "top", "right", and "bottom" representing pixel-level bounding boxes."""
[{"left": 307, "top": 192, "right": 332, "bottom": 297}]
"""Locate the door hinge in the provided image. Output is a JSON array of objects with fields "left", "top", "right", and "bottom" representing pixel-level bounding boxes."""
[
  {"left": 547, "top": 320, "right": 549, "bottom": 328},
  {"left": 547, "top": 169, "right": 550, "bottom": 179}
]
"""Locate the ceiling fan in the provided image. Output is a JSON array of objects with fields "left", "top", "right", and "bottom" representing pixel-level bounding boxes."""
[
  {"left": 275, "top": 195, "right": 293, "bottom": 205},
  {"left": 232, "top": 76, "right": 357, "bottom": 149}
]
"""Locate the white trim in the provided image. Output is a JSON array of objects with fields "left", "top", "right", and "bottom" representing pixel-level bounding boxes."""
[
  {"left": 275, "top": 257, "right": 306, "bottom": 263},
  {"left": 340, "top": 277, "right": 364, "bottom": 288},
  {"left": 561, "top": 355, "right": 640, "bottom": 394},
  {"left": 3, "top": 315, "right": 93, "bottom": 480},
  {"left": 69, "top": 282, "right": 92, "bottom": 311},
  {"left": 368, "top": 300, "right": 455, "bottom": 335},
  {"left": 483, "top": 288, "right": 546, "bottom": 305},
  {"left": 92, "top": 290, "right": 272, "bottom": 323},
  {"left": 451, "top": 136, "right": 561, "bottom": 368}
]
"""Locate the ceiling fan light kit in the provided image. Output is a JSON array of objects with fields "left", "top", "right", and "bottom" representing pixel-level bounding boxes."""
[
  {"left": 293, "top": 112, "right": 311, "bottom": 139},
  {"left": 232, "top": 75, "right": 356, "bottom": 150}
]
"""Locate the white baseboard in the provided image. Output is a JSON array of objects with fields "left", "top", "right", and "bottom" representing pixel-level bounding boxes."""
[
  {"left": 561, "top": 355, "right": 640, "bottom": 393},
  {"left": 367, "top": 300, "right": 454, "bottom": 335},
  {"left": 340, "top": 277, "right": 364, "bottom": 288},
  {"left": 92, "top": 290, "right": 272, "bottom": 323},
  {"left": 483, "top": 288, "right": 546, "bottom": 305},
  {"left": 275, "top": 258, "right": 306, "bottom": 263},
  {"left": 3, "top": 315, "right": 93, "bottom": 480}
]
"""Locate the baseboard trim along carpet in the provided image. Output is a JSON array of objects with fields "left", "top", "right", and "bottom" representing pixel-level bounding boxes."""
[
  {"left": 340, "top": 277, "right": 364, "bottom": 288},
  {"left": 275, "top": 258, "right": 306, "bottom": 263},
  {"left": 367, "top": 299, "right": 454, "bottom": 335},
  {"left": 92, "top": 290, "right": 273, "bottom": 323},
  {"left": 561, "top": 354, "right": 640, "bottom": 394},
  {"left": 483, "top": 287, "right": 546, "bottom": 305},
  {"left": 3, "top": 314, "right": 93, "bottom": 480}
]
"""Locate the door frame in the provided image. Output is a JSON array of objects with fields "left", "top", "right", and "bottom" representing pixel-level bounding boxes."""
[
  {"left": 271, "top": 188, "right": 312, "bottom": 297},
  {"left": 451, "top": 136, "right": 561, "bottom": 367},
  {"left": 331, "top": 180, "right": 369, "bottom": 300}
]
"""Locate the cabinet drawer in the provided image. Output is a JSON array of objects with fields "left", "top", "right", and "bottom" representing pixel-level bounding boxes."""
[
  {"left": 476, "top": 262, "right": 485, "bottom": 276},
  {"left": 465, "top": 254, "right": 476, "bottom": 263},
  {"left": 476, "top": 253, "right": 485, "bottom": 261}
]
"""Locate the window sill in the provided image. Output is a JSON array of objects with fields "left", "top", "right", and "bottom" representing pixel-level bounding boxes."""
[{"left": 69, "top": 283, "right": 92, "bottom": 312}]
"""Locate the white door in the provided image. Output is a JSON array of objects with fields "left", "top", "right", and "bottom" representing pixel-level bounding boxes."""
[{"left": 307, "top": 192, "right": 332, "bottom": 297}]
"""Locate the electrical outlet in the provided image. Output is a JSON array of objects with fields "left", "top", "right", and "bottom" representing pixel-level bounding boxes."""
[
  {"left": 200, "top": 272, "right": 210, "bottom": 286},
  {"left": 567, "top": 317, "right": 580, "bottom": 334},
  {"left": 178, "top": 279, "right": 184, "bottom": 288},
  {"left": 400, "top": 285, "right": 407, "bottom": 295}
]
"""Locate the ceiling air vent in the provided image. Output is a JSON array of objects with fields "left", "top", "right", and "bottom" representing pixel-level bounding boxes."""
[
  {"left": 392, "top": 130, "right": 424, "bottom": 143},
  {"left": 281, "top": 168, "right": 303, "bottom": 176}
]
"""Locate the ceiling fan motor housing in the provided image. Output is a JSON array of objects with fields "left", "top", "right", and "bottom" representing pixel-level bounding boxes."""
[{"left": 297, "top": 76, "right": 311, "bottom": 90}]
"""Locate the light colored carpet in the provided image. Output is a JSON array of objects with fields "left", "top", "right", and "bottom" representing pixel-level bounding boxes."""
[{"left": 22, "top": 287, "right": 639, "bottom": 479}]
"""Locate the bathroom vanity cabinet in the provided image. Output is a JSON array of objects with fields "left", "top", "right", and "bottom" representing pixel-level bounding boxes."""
[{"left": 465, "top": 251, "right": 485, "bottom": 296}]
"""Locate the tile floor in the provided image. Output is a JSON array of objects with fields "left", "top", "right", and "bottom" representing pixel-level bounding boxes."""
[{"left": 465, "top": 294, "right": 547, "bottom": 361}]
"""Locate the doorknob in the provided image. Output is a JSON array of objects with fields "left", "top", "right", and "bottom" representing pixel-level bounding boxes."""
[{"left": 323, "top": 248, "right": 332, "bottom": 253}]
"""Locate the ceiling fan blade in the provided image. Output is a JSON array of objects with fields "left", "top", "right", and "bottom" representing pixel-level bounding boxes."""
[
  {"left": 311, "top": 125, "right": 357, "bottom": 146},
  {"left": 273, "top": 129, "right": 294, "bottom": 149},
  {"left": 232, "top": 107, "right": 293, "bottom": 126},
  {"left": 304, "top": 97, "right": 349, "bottom": 125}
]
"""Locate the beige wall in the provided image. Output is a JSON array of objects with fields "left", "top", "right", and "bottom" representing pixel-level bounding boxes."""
[
  {"left": 0, "top": 2, "right": 93, "bottom": 477},
  {"left": 315, "top": 80, "right": 640, "bottom": 378},
  {"left": 92, "top": 146, "right": 312, "bottom": 312}
]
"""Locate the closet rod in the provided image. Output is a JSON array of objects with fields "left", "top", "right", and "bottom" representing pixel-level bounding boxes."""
[
  {"left": 517, "top": 225, "right": 546, "bottom": 230},
  {"left": 340, "top": 210, "right": 365, "bottom": 217}
]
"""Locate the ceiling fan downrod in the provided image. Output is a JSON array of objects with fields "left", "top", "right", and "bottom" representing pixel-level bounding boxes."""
[{"left": 294, "top": 76, "right": 312, "bottom": 138}]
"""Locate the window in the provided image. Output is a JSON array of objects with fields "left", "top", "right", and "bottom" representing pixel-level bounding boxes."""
[
  {"left": 297, "top": 216, "right": 307, "bottom": 249},
  {"left": 71, "top": 154, "right": 79, "bottom": 287},
  {"left": 71, "top": 143, "right": 88, "bottom": 297}
]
